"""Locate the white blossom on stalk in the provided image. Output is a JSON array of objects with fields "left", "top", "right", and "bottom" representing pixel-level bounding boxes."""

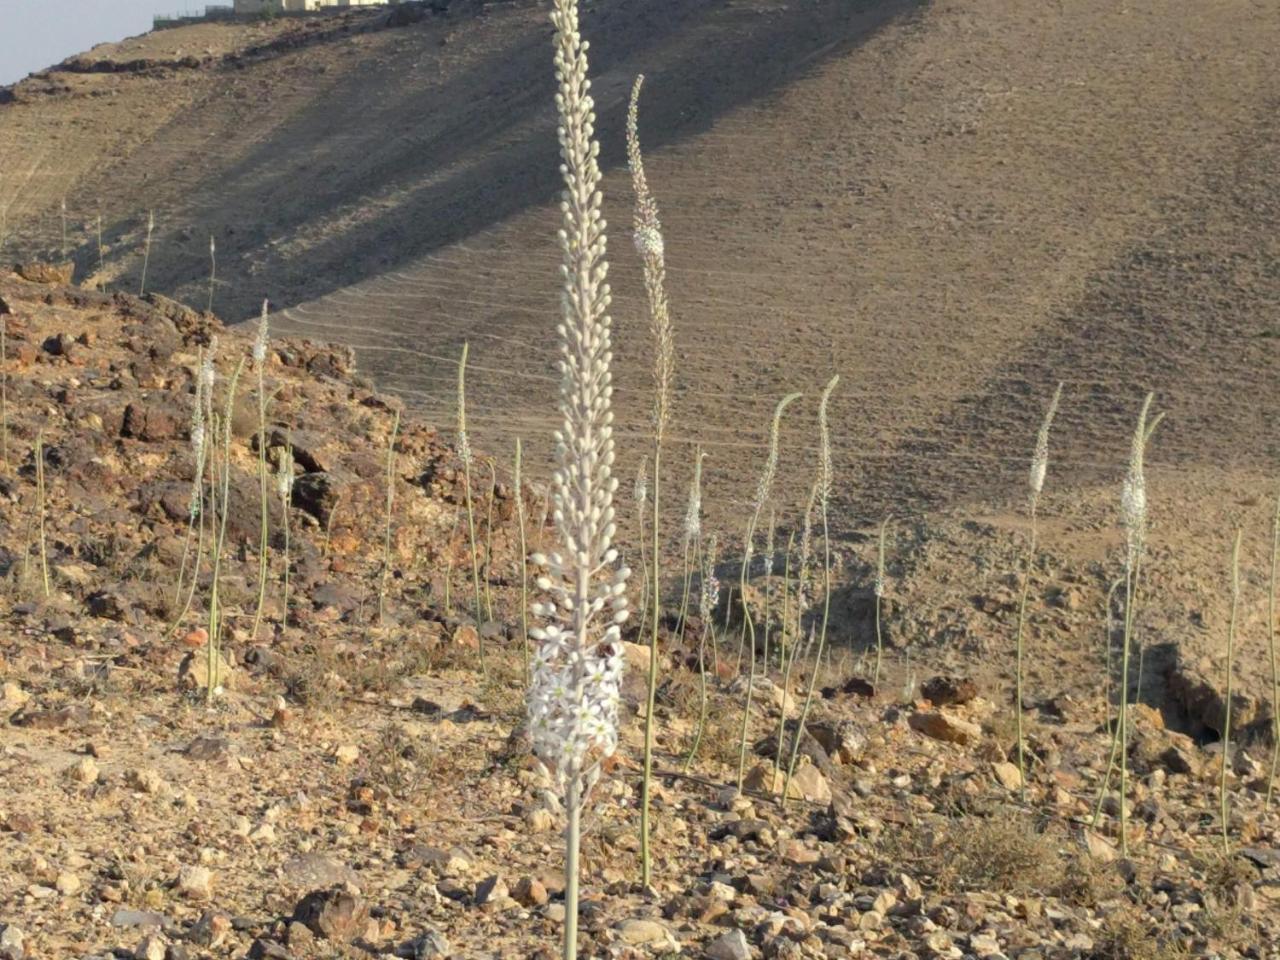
[
  {"left": 1029, "top": 382, "right": 1063, "bottom": 499},
  {"left": 276, "top": 447, "right": 294, "bottom": 503},
  {"left": 1121, "top": 393, "right": 1158, "bottom": 567},
  {"left": 683, "top": 449, "right": 704, "bottom": 546},
  {"left": 633, "top": 461, "right": 648, "bottom": 507},
  {"left": 200, "top": 337, "right": 217, "bottom": 394},
  {"left": 456, "top": 341, "right": 472, "bottom": 467},
  {"left": 527, "top": 0, "right": 628, "bottom": 787},
  {"left": 188, "top": 354, "right": 207, "bottom": 519},
  {"left": 253, "top": 299, "right": 270, "bottom": 366}
]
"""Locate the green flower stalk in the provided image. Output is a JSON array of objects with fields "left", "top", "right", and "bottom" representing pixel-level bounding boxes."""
[
  {"left": 774, "top": 528, "right": 797, "bottom": 776},
  {"left": 684, "top": 534, "right": 719, "bottom": 772},
  {"left": 515, "top": 439, "right": 530, "bottom": 678},
  {"left": 207, "top": 357, "right": 246, "bottom": 702},
  {"left": 1269, "top": 485, "right": 1280, "bottom": 808},
  {"left": 675, "top": 449, "right": 706, "bottom": 649},
  {"left": 277, "top": 442, "right": 294, "bottom": 624},
  {"left": 206, "top": 236, "right": 217, "bottom": 313},
  {"left": 35, "top": 429, "right": 50, "bottom": 598}
]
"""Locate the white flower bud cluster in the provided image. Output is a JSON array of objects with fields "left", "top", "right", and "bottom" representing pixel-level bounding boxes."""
[
  {"left": 699, "top": 567, "right": 720, "bottom": 622},
  {"left": 633, "top": 461, "right": 647, "bottom": 506},
  {"left": 456, "top": 342, "right": 472, "bottom": 467},
  {"left": 1029, "top": 383, "right": 1062, "bottom": 499},
  {"left": 1121, "top": 394, "right": 1156, "bottom": 567},
  {"left": 683, "top": 450, "right": 703, "bottom": 546},
  {"left": 188, "top": 354, "right": 207, "bottom": 519},
  {"left": 530, "top": 0, "right": 629, "bottom": 785},
  {"left": 253, "top": 299, "right": 270, "bottom": 366},
  {"left": 633, "top": 224, "right": 664, "bottom": 261},
  {"left": 276, "top": 447, "right": 294, "bottom": 503},
  {"left": 200, "top": 337, "right": 217, "bottom": 394}
]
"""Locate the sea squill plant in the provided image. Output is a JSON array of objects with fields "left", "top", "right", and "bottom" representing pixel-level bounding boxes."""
[
  {"left": 785, "top": 376, "right": 839, "bottom": 804},
  {"left": 1, "top": 292, "right": 8, "bottom": 468},
  {"left": 59, "top": 197, "right": 67, "bottom": 260},
  {"left": 95, "top": 212, "right": 105, "bottom": 290},
  {"left": 171, "top": 358, "right": 208, "bottom": 627},
  {"left": 1269, "top": 486, "right": 1280, "bottom": 807},
  {"left": 872, "top": 516, "right": 890, "bottom": 685},
  {"left": 515, "top": 438, "right": 530, "bottom": 676},
  {"left": 1221, "top": 529, "right": 1242, "bottom": 853},
  {"left": 456, "top": 342, "right": 484, "bottom": 656},
  {"left": 736, "top": 391, "right": 802, "bottom": 792},
  {"left": 206, "top": 236, "right": 217, "bottom": 314},
  {"left": 206, "top": 355, "right": 245, "bottom": 701},
  {"left": 378, "top": 410, "right": 401, "bottom": 624},
  {"left": 1095, "top": 393, "right": 1161, "bottom": 855},
  {"left": 34, "top": 429, "right": 50, "bottom": 598},
  {"left": 139, "top": 209, "right": 155, "bottom": 296},
  {"left": 250, "top": 303, "right": 271, "bottom": 637},
  {"left": 527, "top": 1, "right": 629, "bottom": 953},
  {"left": 629, "top": 71, "right": 676, "bottom": 891},
  {"left": 633, "top": 462, "right": 650, "bottom": 641},
  {"left": 684, "top": 533, "right": 719, "bottom": 772},
  {"left": 760, "top": 509, "right": 777, "bottom": 670},
  {"left": 675, "top": 448, "right": 706, "bottom": 647},
  {"left": 483, "top": 457, "right": 498, "bottom": 622},
  {"left": 773, "top": 526, "right": 799, "bottom": 775},
  {"left": 277, "top": 441, "right": 294, "bottom": 622},
  {"left": 1012, "top": 382, "right": 1062, "bottom": 798}
]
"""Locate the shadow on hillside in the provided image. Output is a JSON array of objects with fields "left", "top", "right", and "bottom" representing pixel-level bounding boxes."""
[{"left": 94, "top": 0, "right": 925, "bottom": 319}]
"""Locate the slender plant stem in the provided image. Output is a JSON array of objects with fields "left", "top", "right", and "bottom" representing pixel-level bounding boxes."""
[
  {"left": 515, "top": 439, "right": 530, "bottom": 679},
  {"left": 636, "top": 486, "right": 650, "bottom": 644},
  {"left": 1221, "top": 529, "right": 1241, "bottom": 854},
  {"left": 774, "top": 533, "right": 795, "bottom": 775},
  {"left": 873, "top": 517, "right": 889, "bottom": 685},
  {"left": 684, "top": 621, "right": 710, "bottom": 773},
  {"left": 1268, "top": 488, "right": 1280, "bottom": 808},
  {"left": 172, "top": 509, "right": 197, "bottom": 611},
  {"left": 563, "top": 772, "right": 582, "bottom": 960},
  {"left": 206, "top": 359, "right": 244, "bottom": 701},
  {"left": 35, "top": 430, "right": 49, "bottom": 597},
  {"left": 139, "top": 209, "right": 154, "bottom": 297},
  {"left": 206, "top": 236, "right": 216, "bottom": 313},
  {"left": 483, "top": 458, "right": 497, "bottom": 623},
  {"left": 785, "top": 507, "right": 832, "bottom": 805},
  {"left": 251, "top": 361, "right": 270, "bottom": 638},
  {"left": 1013, "top": 500, "right": 1039, "bottom": 802},
  {"left": 640, "top": 447, "right": 662, "bottom": 889},
  {"left": 379, "top": 410, "right": 401, "bottom": 624},
  {"left": 1, "top": 304, "right": 7, "bottom": 468}
]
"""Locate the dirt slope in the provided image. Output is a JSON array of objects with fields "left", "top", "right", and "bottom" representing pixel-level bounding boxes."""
[{"left": 2, "top": 0, "right": 1280, "bottom": 720}]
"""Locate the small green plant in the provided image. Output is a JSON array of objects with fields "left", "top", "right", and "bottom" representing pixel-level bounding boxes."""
[
  {"left": 629, "top": 71, "right": 676, "bottom": 892},
  {"left": 1221, "top": 528, "right": 1241, "bottom": 853},
  {"left": 739, "top": 390, "right": 802, "bottom": 792},
  {"left": 1013, "top": 382, "right": 1062, "bottom": 799},
  {"left": 139, "top": 209, "right": 155, "bottom": 296},
  {"left": 785, "top": 377, "right": 837, "bottom": 804},
  {"left": 378, "top": 409, "right": 401, "bottom": 624}
]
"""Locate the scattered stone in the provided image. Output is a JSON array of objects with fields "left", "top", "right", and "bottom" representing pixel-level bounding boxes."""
[
  {"left": 187, "top": 910, "right": 232, "bottom": 948},
  {"left": 55, "top": 871, "right": 81, "bottom": 896},
  {"left": 512, "top": 876, "right": 548, "bottom": 907},
  {"left": 175, "top": 865, "right": 214, "bottom": 901},
  {"left": 706, "top": 928, "right": 752, "bottom": 960},
  {"left": 473, "top": 874, "right": 507, "bottom": 907},
  {"left": 991, "top": 761, "right": 1023, "bottom": 791},
  {"left": 525, "top": 807, "right": 554, "bottom": 833},
  {"left": 617, "top": 918, "right": 674, "bottom": 947},
  {"left": 281, "top": 853, "right": 356, "bottom": 889},
  {"left": 66, "top": 756, "right": 100, "bottom": 784},
  {"left": 110, "top": 909, "right": 171, "bottom": 930},
  {"left": 16, "top": 261, "right": 74, "bottom": 284},
  {"left": 0, "top": 924, "right": 24, "bottom": 960},
  {"left": 334, "top": 744, "right": 359, "bottom": 765},
  {"left": 921, "top": 676, "right": 979, "bottom": 707},
  {"left": 128, "top": 769, "right": 170, "bottom": 796},
  {"left": 291, "top": 888, "right": 369, "bottom": 943},
  {"left": 909, "top": 710, "right": 982, "bottom": 746},
  {"left": 134, "top": 935, "right": 167, "bottom": 960}
]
